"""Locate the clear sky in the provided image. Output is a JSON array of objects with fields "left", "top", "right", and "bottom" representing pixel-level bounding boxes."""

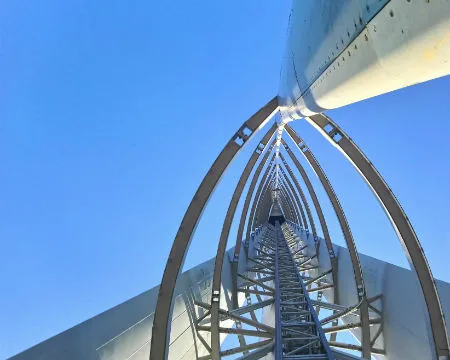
[{"left": 1, "top": 1, "right": 449, "bottom": 358}]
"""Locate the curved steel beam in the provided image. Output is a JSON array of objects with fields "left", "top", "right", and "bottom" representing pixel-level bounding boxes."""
[
  {"left": 149, "top": 97, "right": 279, "bottom": 360},
  {"left": 210, "top": 124, "right": 277, "bottom": 359},
  {"left": 257, "top": 180, "right": 276, "bottom": 226},
  {"left": 260, "top": 201, "right": 273, "bottom": 226},
  {"left": 280, "top": 179, "right": 302, "bottom": 226},
  {"left": 279, "top": 145, "right": 339, "bottom": 303},
  {"left": 233, "top": 149, "right": 275, "bottom": 261},
  {"left": 257, "top": 180, "right": 274, "bottom": 226},
  {"left": 251, "top": 169, "right": 276, "bottom": 232},
  {"left": 230, "top": 149, "right": 275, "bottom": 309},
  {"left": 306, "top": 113, "right": 450, "bottom": 359},
  {"left": 247, "top": 162, "right": 276, "bottom": 236},
  {"left": 253, "top": 180, "right": 270, "bottom": 228},
  {"left": 279, "top": 197, "right": 292, "bottom": 222},
  {"left": 278, "top": 182, "right": 297, "bottom": 224},
  {"left": 276, "top": 180, "right": 294, "bottom": 221},
  {"left": 256, "top": 195, "right": 270, "bottom": 228},
  {"left": 284, "top": 125, "right": 371, "bottom": 358},
  {"left": 280, "top": 168, "right": 308, "bottom": 230},
  {"left": 279, "top": 180, "right": 300, "bottom": 224},
  {"left": 279, "top": 160, "right": 314, "bottom": 234},
  {"left": 278, "top": 187, "right": 294, "bottom": 222},
  {"left": 279, "top": 170, "right": 307, "bottom": 229}
]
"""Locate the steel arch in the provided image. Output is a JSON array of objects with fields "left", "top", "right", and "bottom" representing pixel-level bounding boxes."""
[
  {"left": 149, "top": 97, "right": 279, "bottom": 360},
  {"left": 306, "top": 113, "right": 450, "bottom": 359}
]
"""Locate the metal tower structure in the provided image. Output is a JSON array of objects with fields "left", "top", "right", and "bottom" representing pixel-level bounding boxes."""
[
  {"left": 10, "top": 1, "right": 450, "bottom": 360},
  {"left": 146, "top": 101, "right": 449, "bottom": 360}
]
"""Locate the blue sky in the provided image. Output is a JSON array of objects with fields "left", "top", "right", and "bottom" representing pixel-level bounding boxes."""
[{"left": 1, "top": 1, "right": 449, "bottom": 358}]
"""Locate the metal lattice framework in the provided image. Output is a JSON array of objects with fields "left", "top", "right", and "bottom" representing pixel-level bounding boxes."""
[{"left": 149, "top": 97, "right": 449, "bottom": 360}]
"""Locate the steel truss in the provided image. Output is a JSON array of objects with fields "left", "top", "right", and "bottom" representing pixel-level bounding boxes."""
[
  {"left": 275, "top": 222, "right": 332, "bottom": 359},
  {"left": 150, "top": 98, "right": 449, "bottom": 360}
]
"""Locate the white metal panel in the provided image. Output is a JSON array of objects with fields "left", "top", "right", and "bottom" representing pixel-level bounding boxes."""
[{"left": 279, "top": 0, "right": 450, "bottom": 118}]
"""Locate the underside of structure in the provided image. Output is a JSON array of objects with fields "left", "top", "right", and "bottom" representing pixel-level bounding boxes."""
[{"left": 9, "top": 1, "right": 450, "bottom": 360}]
